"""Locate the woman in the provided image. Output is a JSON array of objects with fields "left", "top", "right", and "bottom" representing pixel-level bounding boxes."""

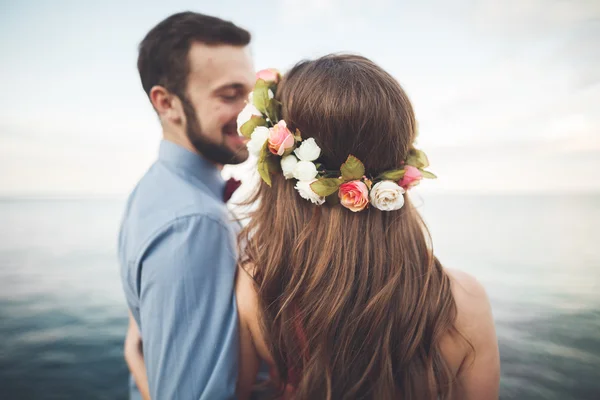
[{"left": 236, "top": 55, "right": 500, "bottom": 399}]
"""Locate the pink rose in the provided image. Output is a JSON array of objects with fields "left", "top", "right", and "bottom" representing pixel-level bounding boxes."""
[
  {"left": 268, "top": 120, "right": 295, "bottom": 156},
  {"left": 256, "top": 68, "right": 280, "bottom": 83},
  {"left": 339, "top": 180, "right": 370, "bottom": 212},
  {"left": 399, "top": 165, "right": 423, "bottom": 189}
]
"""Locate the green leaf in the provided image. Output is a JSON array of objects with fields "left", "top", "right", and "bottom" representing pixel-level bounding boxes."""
[
  {"left": 266, "top": 99, "right": 280, "bottom": 123},
  {"left": 252, "top": 79, "right": 271, "bottom": 114},
  {"left": 420, "top": 170, "right": 437, "bottom": 179},
  {"left": 310, "top": 178, "right": 343, "bottom": 197},
  {"left": 340, "top": 155, "right": 365, "bottom": 181},
  {"left": 257, "top": 142, "right": 272, "bottom": 186},
  {"left": 377, "top": 169, "right": 405, "bottom": 181},
  {"left": 239, "top": 115, "right": 267, "bottom": 138},
  {"left": 405, "top": 149, "right": 429, "bottom": 169}
]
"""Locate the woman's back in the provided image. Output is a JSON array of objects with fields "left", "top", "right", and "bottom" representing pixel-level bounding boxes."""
[
  {"left": 235, "top": 55, "right": 500, "bottom": 399},
  {"left": 236, "top": 266, "right": 499, "bottom": 399}
]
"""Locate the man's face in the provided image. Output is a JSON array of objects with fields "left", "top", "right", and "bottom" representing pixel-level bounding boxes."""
[{"left": 182, "top": 42, "right": 254, "bottom": 165}]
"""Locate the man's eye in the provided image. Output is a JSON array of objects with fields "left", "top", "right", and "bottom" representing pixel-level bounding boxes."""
[{"left": 221, "top": 94, "right": 238, "bottom": 102}]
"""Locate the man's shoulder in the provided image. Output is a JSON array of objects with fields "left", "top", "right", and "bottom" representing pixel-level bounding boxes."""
[
  {"left": 120, "top": 162, "right": 232, "bottom": 259},
  {"left": 135, "top": 161, "right": 228, "bottom": 217}
]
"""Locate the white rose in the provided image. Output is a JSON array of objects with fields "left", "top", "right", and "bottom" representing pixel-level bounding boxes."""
[
  {"left": 236, "top": 102, "right": 262, "bottom": 135},
  {"left": 246, "top": 126, "right": 270, "bottom": 157},
  {"left": 295, "top": 180, "right": 325, "bottom": 205},
  {"left": 294, "top": 138, "right": 321, "bottom": 162},
  {"left": 293, "top": 161, "right": 318, "bottom": 181},
  {"left": 280, "top": 155, "right": 298, "bottom": 179},
  {"left": 369, "top": 180, "right": 405, "bottom": 211}
]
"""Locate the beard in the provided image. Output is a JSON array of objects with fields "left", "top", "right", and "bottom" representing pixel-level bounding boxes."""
[{"left": 181, "top": 97, "right": 248, "bottom": 165}]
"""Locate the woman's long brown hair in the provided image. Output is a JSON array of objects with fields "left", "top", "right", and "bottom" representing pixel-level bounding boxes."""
[{"left": 239, "top": 54, "right": 460, "bottom": 399}]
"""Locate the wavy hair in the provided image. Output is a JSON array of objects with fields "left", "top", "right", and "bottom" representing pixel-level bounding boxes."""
[{"left": 239, "top": 54, "right": 461, "bottom": 399}]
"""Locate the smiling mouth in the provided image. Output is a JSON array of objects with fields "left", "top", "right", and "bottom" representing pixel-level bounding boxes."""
[
  {"left": 223, "top": 122, "right": 238, "bottom": 135},
  {"left": 223, "top": 127, "right": 248, "bottom": 145},
  {"left": 224, "top": 129, "right": 242, "bottom": 138}
]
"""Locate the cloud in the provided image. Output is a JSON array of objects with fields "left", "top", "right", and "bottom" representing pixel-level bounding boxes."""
[
  {"left": 471, "top": 0, "right": 600, "bottom": 35},
  {"left": 410, "top": 46, "right": 600, "bottom": 149},
  {"left": 548, "top": 32, "right": 600, "bottom": 90},
  {"left": 278, "top": 0, "right": 392, "bottom": 20},
  {"left": 467, "top": 0, "right": 600, "bottom": 89},
  {"left": 276, "top": 0, "right": 391, "bottom": 34},
  {"left": 421, "top": 138, "right": 600, "bottom": 193},
  {"left": 2, "top": 0, "right": 599, "bottom": 196}
]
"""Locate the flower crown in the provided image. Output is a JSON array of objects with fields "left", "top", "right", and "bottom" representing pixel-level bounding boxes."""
[{"left": 237, "top": 68, "right": 436, "bottom": 212}]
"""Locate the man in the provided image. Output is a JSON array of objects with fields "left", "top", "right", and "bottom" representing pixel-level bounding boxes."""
[{"left": 118, "top": 11, "right": 254, "bottom": 399}]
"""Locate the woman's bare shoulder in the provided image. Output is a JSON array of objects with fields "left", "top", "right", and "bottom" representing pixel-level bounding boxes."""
[
  {"left": 236, "top": 263, "right": 259, "bottom": 317},
  {"left": 235, "top": 263, "right": 275, "bottom": 364},
  {"left": 443, "top": 268, "right": 500, "bottom": 398},
  {"left": 445, "top": 268, "right": 492, "bottom": 330},
  {"left": 438, "top": 269, "right": 493, "bottom": 368},
  {"left": 446, "top": 268, "right": 489, "bottom": 308}
]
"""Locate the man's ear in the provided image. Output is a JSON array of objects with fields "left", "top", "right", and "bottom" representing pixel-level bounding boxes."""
[{"left": 149, "top": 86, "right": 185, "bottom": 125}]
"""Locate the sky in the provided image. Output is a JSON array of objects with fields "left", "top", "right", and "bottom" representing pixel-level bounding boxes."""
[{"left": 0, "top": 0, "right": 599, "bottom": 196}]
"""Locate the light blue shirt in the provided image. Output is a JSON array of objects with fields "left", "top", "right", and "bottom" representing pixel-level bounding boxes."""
[{"left": 119, "top": 140, "right": 239, "bottom": 400}]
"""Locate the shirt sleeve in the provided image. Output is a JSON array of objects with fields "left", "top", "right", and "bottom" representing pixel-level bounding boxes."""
[{"left": 138, "top": 214, "right": 239, "bottom": 400}]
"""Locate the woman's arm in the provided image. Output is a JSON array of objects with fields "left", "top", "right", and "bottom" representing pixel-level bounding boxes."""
[
  {"left": 235, "top": 267, "right": 262, "bottom": 400},
  {"left": 124, "top": 312, "right": 151, "bottom": 400},
  {"left": 449, "top": 269, "right": 501, "bottom": 399}
]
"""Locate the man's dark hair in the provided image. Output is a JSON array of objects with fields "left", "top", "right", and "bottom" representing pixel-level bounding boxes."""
[{"left": 137, "top": 12, "right": 251, "bottom": 100}]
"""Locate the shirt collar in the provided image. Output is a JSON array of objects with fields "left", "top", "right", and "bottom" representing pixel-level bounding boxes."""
[{"left": 158, "top": 139, "right": 225, "bottom": 200}]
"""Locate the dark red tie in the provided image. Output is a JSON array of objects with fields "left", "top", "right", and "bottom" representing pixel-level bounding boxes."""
[{"left": 223, "top": 177, "right": 242, "bottom": 202}]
